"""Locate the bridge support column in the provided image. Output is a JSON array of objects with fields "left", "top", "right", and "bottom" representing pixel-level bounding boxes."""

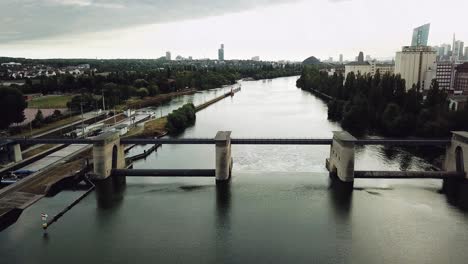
[
  {"left": 7, "top": 143, "right": 22, "bottom": 163},
  {"left": 326, "top": 131, "right": 356, "bottom": 184},
  {"left": 215, "top": 131, "right": 232, "bottom": 184},
  {"left": 443, "top": 131, "right": 468, "bottom": 209},
  {"left": 92, "top": 131, "right": 125, "bottom": 180}
]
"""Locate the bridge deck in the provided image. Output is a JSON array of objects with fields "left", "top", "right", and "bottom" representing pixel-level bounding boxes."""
[{"left": 4, "top": 137, "right": 451, "bottom": 146}]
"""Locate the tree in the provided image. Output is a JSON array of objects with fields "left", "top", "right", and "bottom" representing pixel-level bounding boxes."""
[
  {"left": 67, "top": 94, "right": 98, "bottom": 112},
  {"left": 0, "top": 87, "right": 27, "bottom": 129},
  {"left": 32, "top": 110, "right": 44, "bottom": 128},
  {"left": 137, "top": 88, "right": 149, "bottom": 98}
]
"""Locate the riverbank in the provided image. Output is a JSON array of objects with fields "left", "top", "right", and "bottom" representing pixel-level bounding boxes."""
[{"left": 131, "top": 88, "right": 240, "bottom": 138}]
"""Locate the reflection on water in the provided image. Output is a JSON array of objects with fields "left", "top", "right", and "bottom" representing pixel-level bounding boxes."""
[{"left": 94, "top": 175, "right": 126, "bottom": 209}]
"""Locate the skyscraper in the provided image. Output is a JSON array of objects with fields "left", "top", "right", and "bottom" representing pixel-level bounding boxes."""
[
  {"left": 218, "top": 44, "right": 225, "bottom": 61},
  {"left": 411, "top": 23, "right": 430, "bottom": 47},
  {"left": 166, "top": 51, "right": 171, "bottom": 61},
  {"left": 465, "top": 47, "right": 468, "bottom": 60},
  {"left": 339, "top": 54, "right": 343, "bottom": 63},
  {"left": 453, "top": 38, "right": 464, "bottom": 62},
  {"left": 358, "top": 52, "right": 364, "bottom": 63}
]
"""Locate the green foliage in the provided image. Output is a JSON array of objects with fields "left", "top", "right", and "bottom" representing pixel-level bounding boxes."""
[
  {"left": 297, "top": 66, "right": 459, "bottom": 137},
  {"left": 0, "top": 87, "right": 27, "bottom": 129},
  {"left": 67, "top": 94, "right": 99, "bottom": 112},
  {"left": 165, "top": 103, "right": 196, "bottom": 134},
  {"left": 32, "top": 110, "right": 44, "bottom": 128},
  {"left": 137, "top": 88, "right": 149, "bottom": 98}
]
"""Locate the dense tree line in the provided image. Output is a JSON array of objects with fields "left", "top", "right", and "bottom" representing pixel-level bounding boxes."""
[
  {"left": 6, "top": 64, "right": 299, "bottom": 110},
  {"left": 297, "top": 66, "right": 468, "bottom": 137},
  {"left": 166, "top": 103, "right": 196, "bottom": 135},
  {"left": 0, "top": 87, "right": 27, "bottom": 129}
]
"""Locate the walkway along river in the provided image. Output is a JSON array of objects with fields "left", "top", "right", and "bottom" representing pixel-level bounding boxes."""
[{"left": 1, "top": 76, "right": 467, "bottom": 264}]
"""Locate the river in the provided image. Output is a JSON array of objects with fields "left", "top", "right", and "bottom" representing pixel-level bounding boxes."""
[{"left": 1, "top": 76, "right": 467, "bottom": 263}]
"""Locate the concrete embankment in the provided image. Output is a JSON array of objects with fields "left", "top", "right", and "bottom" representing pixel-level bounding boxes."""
[
  {"left": 138, "top": 88, "right": 241, "bottom": 138},
  {"left": 126, "top": 89, "right": 197, "bottom": 109},
  {"left": 308, "top": 88, "right": 333, "bottom": 101},
  {"left": 195, "top": 88, "right": 241, "bottom": 112}
]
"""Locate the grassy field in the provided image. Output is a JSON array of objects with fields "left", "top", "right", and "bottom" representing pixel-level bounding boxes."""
[{"left": 28, "top": 95, "right": 75, "bottom": 109}]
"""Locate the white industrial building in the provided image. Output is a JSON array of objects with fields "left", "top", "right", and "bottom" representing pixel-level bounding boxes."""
[{"left": 395, "top": 46, "right": 437, "bottom": 90}]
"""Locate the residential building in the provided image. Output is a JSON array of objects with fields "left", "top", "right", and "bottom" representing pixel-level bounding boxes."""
[
  {"left": 166, "top": 51, "right": 171, "bottom": 61},
  {"left": 345, "top": 61, "right": 371, "bottom": 77},
  {"left": 218, "top": 44, "right": 225, "bottom": 61},
  {"left": 344, "top": 60, "right": 394, "bottom": 79},
  {"left": 454, "top": 63, "right": 468, "bottom": 93},
  {"left": 411, "top": 23, "right": 430, "bottom": 46},
  {"left": 395, "top": 46, "right": 437, "bottom": 90},
  {"left": 370, "top": 61, "right": 394, "bottom": 76},
  {"left": 436, "top": 62, "right": 456, "bottom": 90}
]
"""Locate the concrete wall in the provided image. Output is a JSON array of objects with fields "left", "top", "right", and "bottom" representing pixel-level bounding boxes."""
[
  {"left": 445, "top": 131, "right": 468, "bottom": 179},
  {"left": 92, "top": 132, "right": 125, "bottom": 180},
  {"left": 327, "top": 131, "right": 356, "bottom": 182}
]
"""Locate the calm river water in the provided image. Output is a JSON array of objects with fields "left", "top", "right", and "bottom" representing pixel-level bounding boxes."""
[{"left": 1, "top": 76, "right": 467, "bottom": 263}]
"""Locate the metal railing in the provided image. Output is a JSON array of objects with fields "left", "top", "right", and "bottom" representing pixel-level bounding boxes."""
[{"left": 1, "top": 137, "right": 452, "bottom": 146}]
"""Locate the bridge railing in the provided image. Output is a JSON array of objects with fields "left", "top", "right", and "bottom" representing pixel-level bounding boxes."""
[{"left": 1, "top": 137, "right": 452, "bottom": 146}]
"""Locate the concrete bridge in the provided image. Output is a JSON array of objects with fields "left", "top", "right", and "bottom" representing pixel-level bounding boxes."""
[
  {"left": 2, "top": 130, "right": 468, "bottom": 209},
  {"left": 3, "top": 130, "right": 466, "bottom": 182}
]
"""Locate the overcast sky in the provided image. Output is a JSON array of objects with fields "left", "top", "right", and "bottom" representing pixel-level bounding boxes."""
[{"left": 0, "top": 0, "right": 467, "bottom": 61}]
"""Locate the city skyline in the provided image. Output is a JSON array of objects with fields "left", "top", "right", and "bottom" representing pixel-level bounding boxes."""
[{"left": 0, "top": 0, "right": 467, "bottom": 60}]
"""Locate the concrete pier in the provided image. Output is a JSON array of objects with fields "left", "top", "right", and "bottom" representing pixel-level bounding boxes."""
[
  {"left": 215, "top": 131, "right": 233, "bottom": 183},
  {"left": 9, "top": 144, "right": 22, "bottom": 163},
  {"left": 444, "top": 131, "right": 468, "bottom": 177},
  {"left": 326, "top": 131, "right": 356, "bottom": 183},
  {"left": 92, "top": 131, "right": 125, "bottom": 180},
  {"left": 443, "top": 131, "right": 468, "bottom": 208}
]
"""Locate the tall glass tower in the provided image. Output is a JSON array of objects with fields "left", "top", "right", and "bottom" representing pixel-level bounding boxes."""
[
  {"left": 411, "top": 23, "right": 430, "bottom": 47},
  {"left": 218, "top": 44, "right": 224, "bottom": 61}
]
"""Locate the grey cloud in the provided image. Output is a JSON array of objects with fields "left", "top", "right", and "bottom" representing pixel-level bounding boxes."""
[{"left": 1, "top": 0, "right": 309, "bottom": 43}]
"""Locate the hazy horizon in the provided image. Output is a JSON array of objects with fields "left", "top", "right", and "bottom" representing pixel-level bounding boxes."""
[{"left": 1, "top": 0, "right": 467, "bottom": 61}]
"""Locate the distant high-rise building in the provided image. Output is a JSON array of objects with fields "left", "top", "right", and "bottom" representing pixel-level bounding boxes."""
[
  {"left": 329, "top": 57, "right": 334, "bottom": 62},
  {"left": 411, "top": 23, "right": 430, "bottom": 47},
  {"left": 453, "top": 38, "right": 464, "bottom": 61},
  {"left": 218, "top": 44, "right": 225, "bottom": 61},
  {"left": 166, "top": 51, "right": 171, "bottom": 61},
  {"left": 465, "top": 47, "right": 468, "bottom": 60},
  {"left": 188, "top": 56, "right": 193, "bottom": 60},
  {"left": 442, "top": 44, "right": 452, "bottom": 56},
  {"left": 365, "top": 55, "right": 372, "bottom": 61},
  {"left": 339, "top": 54, "right": 343, "bottom": 63},
  {"left": 251, "top": 56, "right": 260, "bottom": 61},
  {"left": 395, "top": 46, "right": 437, "bottom": 90},
  {"left": 358, "top": 52, "right": 364, "bottom": 62}
]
